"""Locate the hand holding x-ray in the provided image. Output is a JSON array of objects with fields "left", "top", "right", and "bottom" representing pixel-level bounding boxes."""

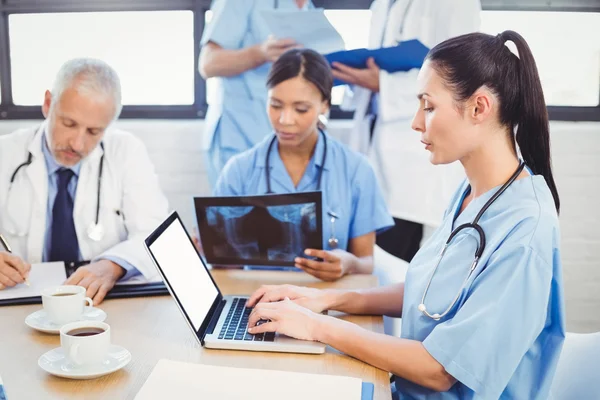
[{"left": 294, "top": 248, "right": 354, "bottom": 281}]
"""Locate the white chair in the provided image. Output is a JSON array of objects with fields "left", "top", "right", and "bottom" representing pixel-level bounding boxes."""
[{"left": 550, "top": 331, "right": 600, "bottom": 399}]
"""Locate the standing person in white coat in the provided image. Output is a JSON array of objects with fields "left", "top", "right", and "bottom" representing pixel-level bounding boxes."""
[
  {"left": 333, "top": 0, "right": 481, "bottom": 262},
  {"left": 0, "top": 58, "right": 169, "bottom": 304}
]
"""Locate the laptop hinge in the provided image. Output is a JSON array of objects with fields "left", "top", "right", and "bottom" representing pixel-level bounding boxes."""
[{"left": 204, "top": 298, "right": 226, "bottom": 339}]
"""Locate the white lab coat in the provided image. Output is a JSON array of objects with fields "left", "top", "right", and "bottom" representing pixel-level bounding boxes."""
[
  {"left": 0, "top": 123, "right": 169, "bottom": 279},
  {"left": 342, "top": 0, "right": 481, "bottom": 227}
]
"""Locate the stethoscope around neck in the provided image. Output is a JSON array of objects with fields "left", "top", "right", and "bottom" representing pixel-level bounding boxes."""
[
  {"left": 264, "top": 128, "right": 339, "bottom": 249},
  {"left": 418, "top": 161, "right": 526, "bottom": 321},
  {"left": 5, "top": 142, "right": 106, "bottom": 242}
]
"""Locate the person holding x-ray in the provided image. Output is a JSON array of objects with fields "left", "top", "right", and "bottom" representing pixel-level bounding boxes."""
[
  {"left": 199, "top": 0, "right": 316, "bottom": 188},
  {"left": 213, "top": 49, "right": 393, "bottom": 281},
  {"left": 0, "top": 58, "right": 168, "bottom": 304},
  {"left": 333, "top": 0, "right": 481, "bottom": 263}
]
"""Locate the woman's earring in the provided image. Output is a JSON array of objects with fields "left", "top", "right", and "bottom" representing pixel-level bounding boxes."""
[{"left": 317, "top": 114, "right": 328, "bottom": 130}]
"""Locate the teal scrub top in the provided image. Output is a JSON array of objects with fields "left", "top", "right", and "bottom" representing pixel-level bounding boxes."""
[
  {"left": 214, "top": 132, "right": 394, "bottom": 252},
  {"left": 396, "top": 171, "right": 565, "bottom": 399}
]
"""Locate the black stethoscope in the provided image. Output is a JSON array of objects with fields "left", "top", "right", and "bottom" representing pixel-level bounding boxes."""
[
  {"left": 418, "top": 161, "right": 526, "bottom": 320},
  {"left": 6, "top": 139, "right": 106, "bottom": 241},
  {"left": 264, "top": 128, "right": 339, "bottom": 249}
]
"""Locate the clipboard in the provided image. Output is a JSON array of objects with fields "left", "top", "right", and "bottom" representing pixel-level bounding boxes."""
[
  {"left": 0, "top": 261, "right": 169, "bottom": 307},
  {"left": 325, "top": 39, "right": 430, "bottom": 86},
  {"left": 0, "top": 282, "right": 169, "bottom": 307}
]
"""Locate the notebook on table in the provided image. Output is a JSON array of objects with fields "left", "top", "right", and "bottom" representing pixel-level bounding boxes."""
[{"left": 135, "top": 359, "right": 375, "bottom": 400}]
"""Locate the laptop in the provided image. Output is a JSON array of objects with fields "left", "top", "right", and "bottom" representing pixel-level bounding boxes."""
[{"left": 144, "top": 211, "right": 326, "bottom": 354}]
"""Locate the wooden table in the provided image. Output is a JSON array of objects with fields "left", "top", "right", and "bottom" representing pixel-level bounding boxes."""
[{"left": 0, "top": 270, "right": 391, "bottom": 400}]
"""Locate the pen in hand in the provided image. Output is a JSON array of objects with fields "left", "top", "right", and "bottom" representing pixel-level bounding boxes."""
[{"left": 0, "top": 234, "right": 30, "bottom": 287}]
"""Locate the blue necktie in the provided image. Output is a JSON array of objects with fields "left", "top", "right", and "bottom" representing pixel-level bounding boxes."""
[{"left": 49, "top": 168, "right": 79, "bottom": 262}]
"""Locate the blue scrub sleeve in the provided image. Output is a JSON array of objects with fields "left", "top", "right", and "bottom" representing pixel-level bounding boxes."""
[
  {"left": 349, "top": 158, "right": 394, "bottom": 238},
  {"left": 213, "top": 155, "right": 244, "bottom": 196},
  {"left": 421, "top": 245, "right": 553, "bottom": 398},
  {"left": 200, "top": 0, "right": 254, "bottom": 49}
]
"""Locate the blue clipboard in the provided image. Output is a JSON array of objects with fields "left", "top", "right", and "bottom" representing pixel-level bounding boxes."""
[{"left": 325, "top": 40, "right": 430, "bottom": 86}]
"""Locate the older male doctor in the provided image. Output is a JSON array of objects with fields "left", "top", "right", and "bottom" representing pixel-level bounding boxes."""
[
  {"left": 0, "top": 58, "right": 168, "bottom": 304},
  {"left": 334, "top": 0, "right": 481, "bottom": 262}
]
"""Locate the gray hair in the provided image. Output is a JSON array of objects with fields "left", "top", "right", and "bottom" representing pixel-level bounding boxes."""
[{"left": 51, "top": 58, "right": 123, "bottom": 120}]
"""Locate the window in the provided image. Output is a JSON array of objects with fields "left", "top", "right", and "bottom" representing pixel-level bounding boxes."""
[
  {"left": 0, "top": 1, "right": 598, "bottom": 121},
  {"left": 481, "top": 11, "right": 600, "bottom": 107},
  {"left": 9, "top": 11, "right": 195, "bottom": 106}
]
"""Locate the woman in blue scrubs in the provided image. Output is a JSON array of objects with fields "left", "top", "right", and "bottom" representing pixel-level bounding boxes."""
[
  {"left": 244, "top": 31, "right": 566, "bottom": 399},
  {"left": 199, "top": 0, "right": 313, "bottom": 188},
  {"left": 214, "top": 48, "right": 394, "bottom": 281}
]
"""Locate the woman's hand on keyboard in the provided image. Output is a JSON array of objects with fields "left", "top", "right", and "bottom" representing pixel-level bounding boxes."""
[
  {"left": 246, "top": 284, "right": 334, "bottom": 314},
  {"left": 247, "top": 297, "right": 325, "bottom": 341}
]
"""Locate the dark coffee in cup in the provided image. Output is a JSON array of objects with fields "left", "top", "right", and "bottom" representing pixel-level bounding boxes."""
[
  {"left": 52, "top": 292, "right": 76, "bottom": 297},
  {"left": 67, "top": 327, "right": 105, "bottom": 337}
]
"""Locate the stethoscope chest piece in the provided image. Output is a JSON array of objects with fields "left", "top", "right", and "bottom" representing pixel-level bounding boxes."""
[
  {"left": 87, "top": 223, "right": 105, "bottom": 242},
  {"left": 327, "top": 211, "right": 339, "bottom": 249}
]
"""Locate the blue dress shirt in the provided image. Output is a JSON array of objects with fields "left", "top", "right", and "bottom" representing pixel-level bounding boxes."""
[{"left": 41, "top": 133, "right": 139, "bottom": 280}]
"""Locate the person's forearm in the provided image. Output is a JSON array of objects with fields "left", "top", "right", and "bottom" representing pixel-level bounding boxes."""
[
  {"left": 314, "top": 316, "right": 456, "bottom": 392},
  {"left": 199, "top": 44, "right": 266, "bottom": 78},
  {"left": 348, "top": 255, "right": 374, "bottom": 274},
  {"left": 325, "top": 282, "right": 404, "bottom": 317}
]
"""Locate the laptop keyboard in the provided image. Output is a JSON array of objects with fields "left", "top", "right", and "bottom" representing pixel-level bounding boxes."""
[{"left": 218, "top": 298, "right": 275, "bottom": 342}]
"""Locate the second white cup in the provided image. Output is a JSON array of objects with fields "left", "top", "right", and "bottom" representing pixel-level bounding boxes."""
[
  {"left": 60, "top": 321, "right": 110, "bottom": 367},
  {"left": 41, "top": 285, "right": 93, "bottom": 325}
]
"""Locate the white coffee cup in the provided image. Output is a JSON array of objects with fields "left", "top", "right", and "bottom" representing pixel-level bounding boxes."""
[
  {"left": 60, "top": 321, "right": 110, "bottom": 367},
  {"left": 41, "top": 285, "right": 93, "bottom": 325}
]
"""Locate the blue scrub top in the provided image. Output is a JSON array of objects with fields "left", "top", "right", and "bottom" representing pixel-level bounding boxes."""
[
  {"left": 200, "top": 0, "right": 314, "bottom": 179},
  {"left": 214, "top": 132, "right": 394, "bottom": 253},
  {"left": 396, "top": 172, "right": 565, "bottom": 399}
]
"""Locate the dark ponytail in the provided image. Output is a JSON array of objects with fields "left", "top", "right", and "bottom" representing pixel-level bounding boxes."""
[{"left": 427, "top": 30, "right": 560, "bottom": 213}]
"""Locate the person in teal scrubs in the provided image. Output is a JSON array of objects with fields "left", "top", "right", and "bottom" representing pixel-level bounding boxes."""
[
  {"left": 214, "top": 49, "right": 393, "bottom": 281},
  {"left": 199, "top": 0, "right": 314, "bottom": 188},
  {"left": 244, "top": 31, "right": 566, "bottom": 399}
]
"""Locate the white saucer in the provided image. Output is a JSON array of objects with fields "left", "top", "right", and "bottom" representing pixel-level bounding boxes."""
[
  {"left": 38, "top": 345, "right": 131, "bottom": 380},
  {"left": 25, "top": 307, "right": 107, "bottom": 334}
]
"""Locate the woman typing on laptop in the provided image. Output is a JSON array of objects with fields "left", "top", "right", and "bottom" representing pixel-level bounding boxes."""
[
  {"left": 208, "top": 49, "right": 393, "bottom": 281},
  {"left": 245, "top": 32, "right": 565, "bottom": 399}
]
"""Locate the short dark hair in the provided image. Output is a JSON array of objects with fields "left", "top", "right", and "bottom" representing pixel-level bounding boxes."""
[
  {"left": 266, "top": 48, "right": 333, "bottom": 105},
  {"left": 427, "top": 30, "right": 560, "bottom": 213}
]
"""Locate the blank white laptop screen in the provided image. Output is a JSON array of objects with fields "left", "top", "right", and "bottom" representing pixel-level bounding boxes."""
[{"left": 147, "top": 218, "right": 219, "bottom": 330}]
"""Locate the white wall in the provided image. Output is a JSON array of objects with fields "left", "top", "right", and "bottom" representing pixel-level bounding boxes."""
[{"left": 1, "top": 119, "right": 598, "bottom": 332}]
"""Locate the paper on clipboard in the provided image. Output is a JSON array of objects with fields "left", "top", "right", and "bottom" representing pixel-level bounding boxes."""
[
  {"left": 260, "top": 9, "right": 345, "bottom": 54},
  {"left": 0, "top": 262, "right": 66, "bottom": 300}
]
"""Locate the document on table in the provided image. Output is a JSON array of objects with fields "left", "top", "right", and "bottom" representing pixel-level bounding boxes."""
[
  {"left": 260, "top": 8, "right": 345, "bottom": 54},
  {"left": 0, "top": 262, "right": 66, "bottom": 300},
  {"left": 135, "top": 359, "right": 365, "bottom": 400}
]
